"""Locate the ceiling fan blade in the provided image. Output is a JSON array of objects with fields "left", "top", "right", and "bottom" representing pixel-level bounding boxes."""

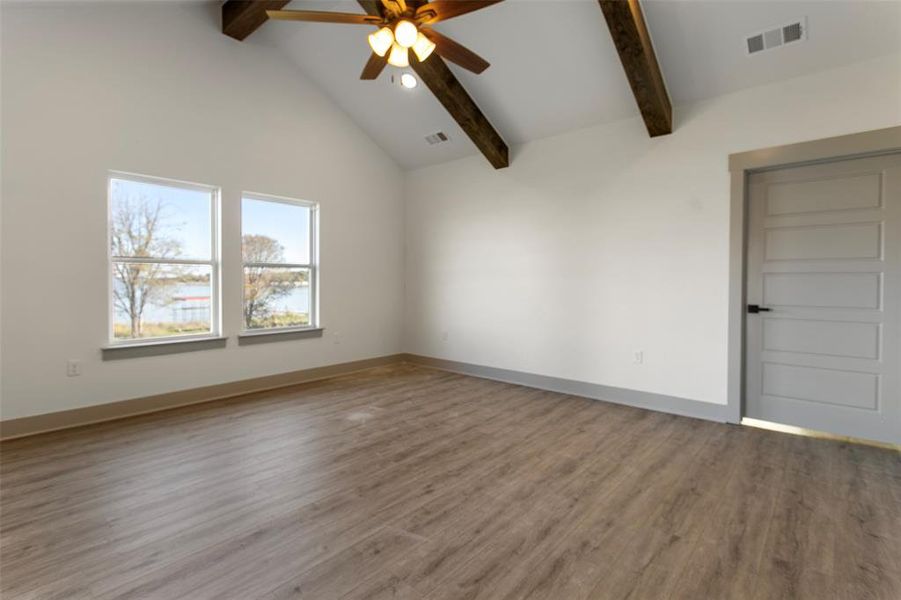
[
  {"left": 421, "top": 29, "right": 490, "bottom": 74},
  {"left": 266, "top": 10, "right": 383, "bottom": 25},
  {"left": 360, "top": 52, "right": 388, "bottom": 80},
  {"left": 415, "top": 1, "right": 503, "bottom": 25}
]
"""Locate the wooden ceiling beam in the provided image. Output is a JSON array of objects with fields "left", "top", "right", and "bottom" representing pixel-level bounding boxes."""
[
  {"left": 409, "top": 55, "right": 508, "bottom": 169},
  {"left": 222, "top": 1, "right": 290, "bottom": 41},
  {"left": 598, "top": 0, "right": 672, "bottom": 137},
  {"left": 358, "top": 0, "right": 509, "bottom": 169}
]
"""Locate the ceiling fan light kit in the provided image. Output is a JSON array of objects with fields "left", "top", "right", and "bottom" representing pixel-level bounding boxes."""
[
  {"left": 388, "top": 43, "right": 410, "bottom": 67},
  {"left": 412, "top": 32, "right": 436, "bottom": 61},
  {"left": 393, "top": 20, "right": 419, "bottom": 48},
  {"left": 266, "top": 1, "right": 502, "bottom": 80},
  {"left": 368, "top": 26, "right": 394, "bottom": 57}
]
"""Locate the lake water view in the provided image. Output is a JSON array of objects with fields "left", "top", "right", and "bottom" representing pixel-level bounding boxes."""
[{"left": 114, "top": 283, "right": 310, "bottom": 330}]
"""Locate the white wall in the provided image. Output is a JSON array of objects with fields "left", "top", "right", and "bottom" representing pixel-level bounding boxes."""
[
  {"left": 3, "top": 2, "right": 900, "bottom": 423},
  {"left": 404, "top": 53, "right": 901, "bottom": 405},
  {"left": 0, "top": 2, "right": 405, "bottom": 420}
]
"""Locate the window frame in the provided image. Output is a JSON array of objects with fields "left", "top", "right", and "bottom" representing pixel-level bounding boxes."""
[
  {"left": 240, "top": 192, "right": 319, "bottom": 335},
  {"left": 106, "top": 171, "right": 221, "bottom": 346}
]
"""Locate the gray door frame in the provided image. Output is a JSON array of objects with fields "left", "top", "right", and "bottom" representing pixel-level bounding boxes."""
[{"left": 726, "top": 126, "right": 901, "bottom": 424}]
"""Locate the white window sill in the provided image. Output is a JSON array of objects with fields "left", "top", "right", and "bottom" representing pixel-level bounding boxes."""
[
  {"left": 237, "top": 327, "right": 324, "bottom": 345},
  {"left": 102, "top": 336, "right": 228, "bottom": 360}
]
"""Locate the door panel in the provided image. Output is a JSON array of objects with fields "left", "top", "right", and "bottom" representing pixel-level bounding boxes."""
[
  {"left": 762, "top": 318, "right": 880, "bottom": 359},
  {"left": 761, "top": 363, "right": 878, "bottom": 410},
  {"left": 766, "top": 173, "right": 881, "bottom": 215},
  {"left": 764, "top": 222, "right": 881, "bottom": 260},
  {"left": 762, "top": 272, "right": 881, "bottom": 308},
  {"left": 745, "top": 153, "right": 900, "bottom": 444}
]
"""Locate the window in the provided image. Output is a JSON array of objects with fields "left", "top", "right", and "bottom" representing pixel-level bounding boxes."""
[
  {"left": 241, "top": 194, "right": 317, "bottom": 332},
  {"left": 108, "top": 173, "right": 219, "bottom": 344}
]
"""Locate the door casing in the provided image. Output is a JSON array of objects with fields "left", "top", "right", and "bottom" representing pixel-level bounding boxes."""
[{"left": 726, "top": 126, "right": 901, "bottom": 438}]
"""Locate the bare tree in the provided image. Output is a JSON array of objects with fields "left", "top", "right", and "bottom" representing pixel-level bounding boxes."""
[
  {"left": 111, "top": 194, "right": 182, "bottom": 337},
  {"left": 243, "top": 235, "right": 297, "bottom": 327}
]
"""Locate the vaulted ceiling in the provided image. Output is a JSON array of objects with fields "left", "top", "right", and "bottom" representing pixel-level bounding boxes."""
[{"left": 231, "top": 0, "right": 901, "bottom": 169}]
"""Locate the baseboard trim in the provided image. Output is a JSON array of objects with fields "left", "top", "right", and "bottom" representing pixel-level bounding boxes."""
[
  {"left": 402, "top": 353, "right": 730, "bottom": 423},
  {"left": 0, "top": 354, "right": 405, "bottom": 441},
  {"left": 2, "top": 352, "right": 730, "bottom": 441}
]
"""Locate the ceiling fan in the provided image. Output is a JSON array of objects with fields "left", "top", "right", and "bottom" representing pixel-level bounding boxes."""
[{"left": 267, "top": 0, "right": 503, "bottom": 80}]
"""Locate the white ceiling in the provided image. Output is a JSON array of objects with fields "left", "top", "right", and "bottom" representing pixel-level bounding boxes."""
[{"left": 252, "top": 0, "right": 901, "bottom": 169}]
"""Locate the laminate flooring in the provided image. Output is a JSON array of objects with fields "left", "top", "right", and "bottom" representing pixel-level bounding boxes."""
[{"left": 1, "top": 364, "right": 899, "bottom": 599}]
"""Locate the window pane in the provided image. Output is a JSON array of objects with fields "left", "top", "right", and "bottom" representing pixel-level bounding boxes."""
[
  {"left": 242, "top": 198, "right": 310, "bottom": 264},
  {"left": 110, "top": 177, "right": 212, "bottom": 261},
  {"left": 112, "top": 263, "right": 212, "bottom": 340},
  {"left": 243, "top": 266, "right": 310, "bottom": 329}
]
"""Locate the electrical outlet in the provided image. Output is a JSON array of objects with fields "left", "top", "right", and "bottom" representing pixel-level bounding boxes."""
[
  {"left": 633, "top": 351, "right": 644, "bottom": 365},
  {"left": 441, "top": 331, "right": 449, "bottom": 342},
  {"left": 66, "top": 360, "right": 82, "bottom": 377},
  {"left": 332, "top": 331, "right": 341, "bottom": 345}
]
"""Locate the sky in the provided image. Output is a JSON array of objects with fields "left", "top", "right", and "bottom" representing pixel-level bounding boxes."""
[
  {"left": 242, "top": 197, "right": 310, "bottom": 264},
  {"left": 111, "top": 178, "right": 212, "bottom": 260}
]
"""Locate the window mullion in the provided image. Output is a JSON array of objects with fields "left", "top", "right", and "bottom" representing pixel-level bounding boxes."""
[
  {"left": 242, "top": 262, "right": 310, "bottom": 269},
  {"left": 112, "top": 256, "right": 213, "bottom": 266}
]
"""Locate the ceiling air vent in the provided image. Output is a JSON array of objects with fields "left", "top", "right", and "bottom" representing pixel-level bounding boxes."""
[
  {"left": 425, "top": 131, "right": 449, "bottom": 145},
  {"left": 782, "top": 21, "right": 804, "bottom": 43},
  {"left": 746, "top": 17, "right": 807, "bottom": 55},
  {"left": 746, "top": 34, "right": 764, "bottom": 54}
]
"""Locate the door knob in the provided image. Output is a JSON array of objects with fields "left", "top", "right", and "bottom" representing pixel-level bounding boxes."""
[{"left": 747, "top": 304, "right": 772, "bottom": 314}]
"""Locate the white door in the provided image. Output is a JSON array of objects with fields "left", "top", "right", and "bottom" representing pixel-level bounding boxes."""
[{"left": 745, "top": 153, "right": 901, "bottom": 445}]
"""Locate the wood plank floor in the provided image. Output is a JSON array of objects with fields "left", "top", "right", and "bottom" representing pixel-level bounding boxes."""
[{"left": 1, "top": 363, "right": 899, "bottom": 599}]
